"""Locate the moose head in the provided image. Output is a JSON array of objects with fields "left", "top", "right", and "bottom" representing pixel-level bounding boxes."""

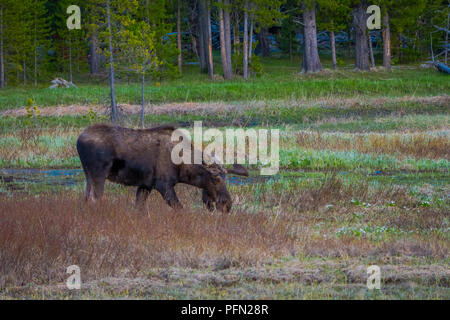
[{"left": 201, "top": 163, "right": 249, "bottom": 213}]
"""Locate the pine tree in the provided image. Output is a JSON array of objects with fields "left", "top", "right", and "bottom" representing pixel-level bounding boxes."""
[
  {"left": 0, "top": 1, "right": 5, "bottom": 88},
  {"left": 276, "top": 0, "right": 300, "bottom": 62},
  {"left": 301, "top": 0, "right": 322, "bottom": 73},
  {"left": 317, "top": 0, "right": 351, "bottom": 69},
  {"left": 55, "top": 0, "right": 87, "bottom": 83},
  {"left": 232, "top": 0, "right": 283, "bottom": 78},
  {"left": 246, "top": 0, "right": 283, "bottom": 75},
  {"left": 177, "top": 0, "right": 182, "bottom": 74},
  {"left": 119, "top": 4, "right": 159, "bottom": 127},
  {"left": 218, "top": 0, "right": 233, "bottom": 79},
  {"left": 142, "top": 0, "right": 179, "bottom": 81},
  {"left": 351, "top": 0, "right": 370, "bottom": 70},
  {"left": 198, "top": 0, "right": 213, "bottom": 79},
  {"left": 5, "top": 1, "right": 33, "bottom": 85},
  {"left": 374, "top": 0, "right": 428, "bottom": 69},
  {"left": 31, "top": 0, "right": 51, "bottom": 85},
  {"left": 85, "top": 0, "right": 103, "bottom": 76}
]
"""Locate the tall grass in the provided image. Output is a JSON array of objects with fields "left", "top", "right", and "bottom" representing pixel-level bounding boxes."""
[
  {"left": 1, "top": 175, "right": 448, "bottom": 292},
  {"left": 0, "top": 126, "right": 448, "bottom": 171},
  {"left": 0, "top": 192, "right": 297, "bottom": 288},
  {"left": 291, "top": 131, "right": 450, "bottom": 160}
]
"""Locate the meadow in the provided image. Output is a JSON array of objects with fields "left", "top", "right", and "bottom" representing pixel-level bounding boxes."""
[{"left": 0, "top": 59, "right": 448, "bottom": 299}]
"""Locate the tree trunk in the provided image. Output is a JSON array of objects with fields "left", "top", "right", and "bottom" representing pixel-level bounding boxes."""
[
  {"left": 69, "top": 33, "right": 73, "bottom": 83},
  {"left": 206, "top": 0, "right": 213, "bottom": 79},
  {"left": 430, "top": 32, "right": 435, "bottom": 62},
  {"left": 353, "top": 1, "right": 370, "bottom": 70},
  {"left": 347, "top": 23, "right": 352, "bottom": 58},
  {"left": 199, "top": 0, "right": 213, "bottom": 78},
  {"left": 34, "top": 45, "right": 37, "bottom": 86},
  {"left": 218, "top": 1, "right": 227, "bottom": 76},
  {"left": 243, "top": 7, "right": 248, "bottom": 79},
  {"left": 301, "top": 2, "right": 322, "bottom": 73},
  {"left": 224, "top": 0, "right": 232, "bottom": 77},
  {"left": 106, "top": 0, "right": 118, "bottom": 123},
  {"left": 197, "top": 12, "right": 207, "bottom": 73},
  {"left": 177, "top": 0, "right": 182, "bottom": 74},
  {"left": 382, "top": 11, "right": 391, "bottom": 70},
  {"left": 141, "top": 49, "right": 145, "bottom": 128},
  {"left": 368, "top": 31, "right": 375, "bottom": 68},
  {"left": 445, "top": 11, "right": 449, "bottom": 65},
  {"left": 188, "top": 6, "right": 199, "bottom": 60},
  {"left": 330, "top": 31, "right": 337, "bottom": 69},
  {"left": 23, "top": 60, "right": 26, "bottom": 85},
  {"left": 248, "top": 20, "right": 253, "bottom": 63},
  {"left": 219, "top": 1, "right": 231, "bottom": 79},
  {"left": 89, "top": 30, "right": 100, "bottom": 75},
  {"left": 77, "top": 46, "right": 80, "bottom": 72},
  {"left": 289, "top": 31, "right": 293, "bottom": 62},
  {"left": 233, "top": 11, "right": 240, "bottom": 52},
  {"left": 34, "top": 10, "right": 37, "bottom": 86},
  {"left": 191, "top": 34, "right": 199, "bottom": 60},
  {"left": 1, "top": 5, "right": 5, "bottom": 88},
  {"left": 259, "top": 28, "right": 270, "bottom": 57}
]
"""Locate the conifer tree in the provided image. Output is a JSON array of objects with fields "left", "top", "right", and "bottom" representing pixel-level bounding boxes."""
[
  {"left": 120, "top": 6, "right": 159, "bottom": 127},
  {"left": 55, "top": 0, "right": 85, "bottom": 83},
  {"left": 317, "top": 0, "right": 351, "bottom": 69},
  {"left": 301, "top": 0, "right": 322, "bottom": 73}
]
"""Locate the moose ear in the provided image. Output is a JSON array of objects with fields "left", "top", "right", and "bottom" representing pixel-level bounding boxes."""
[{"left": 227, "top": 164, "right": 249, "bottom": 177}]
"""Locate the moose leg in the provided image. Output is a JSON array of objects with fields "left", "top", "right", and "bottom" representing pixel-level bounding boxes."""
[
  {"left": 84, "top": 178, "right": 92, "bottom": 202},
  {"left": 80, "top": 162, "right": 93, "bottom": 202},
  {"left": 164, "top": 188, "right": 183, "bottom": 209},
  {"left": 155, "top": 183, "right": 182, "bottom": 209},
  {"left": 89, "top": 163, "right": 112, "bottom": 202},
  {"left": 91, "top": 178, "right": 106, "bottom": 202},
  {"left": 136, "top": 186, "right": 152, "bottom": 209},
  {"left": 202, "top": 189, "right": 215, "bottom": 211}
]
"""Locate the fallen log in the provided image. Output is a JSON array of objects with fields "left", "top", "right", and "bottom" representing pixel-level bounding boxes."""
[
  {"left": 433, "top": 62, "right": 450, "bottom": 74},
  {"left": 49, "top": 78, "right": 77, "bottom": 88}
]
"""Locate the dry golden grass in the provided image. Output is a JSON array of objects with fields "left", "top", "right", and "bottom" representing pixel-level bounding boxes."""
[
  {"left": 1, "top": 95, "right": 449, "bottom": 117},
  {"left": 1, "top": 176, "right": 448, "bottom": 291},
  {"left": 0, "top": 128, "right": 79, "bottom": 165},
  {"left": 1, "top": 126, "right": 448, "bottom": 170},
  {"left": 0, "top": 190, "right": 298, "bottom": 288},
  {"left": 292, "top": 131, "right": 450, "bottom": 160},
  {"left": 234, "top": 173, "right": 449, "bottom": 235}
]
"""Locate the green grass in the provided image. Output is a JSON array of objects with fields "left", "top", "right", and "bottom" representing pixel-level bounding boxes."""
[
  {"left": 280, "top": 148, "right": 449, "bottom": 172},
  {"left": 1, "top": 129, "right": 448, "bottom": 172},
  {"left": 295, "top": 114, "right": 449, "bottom": 132},
  {"left": 0, "top": 62, "right": 448, "bottom": 110},
  {"left": 0, "top": 100, "right": 448, "bottom": 133}
]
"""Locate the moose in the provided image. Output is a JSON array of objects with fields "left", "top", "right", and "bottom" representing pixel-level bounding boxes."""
[{"left": 76, "top": 124, "right": 248, "bottom": 212}]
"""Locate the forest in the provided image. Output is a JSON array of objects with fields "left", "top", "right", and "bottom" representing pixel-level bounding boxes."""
[{"left": 0, "top": 0, "right": 448, "bottom": 89}]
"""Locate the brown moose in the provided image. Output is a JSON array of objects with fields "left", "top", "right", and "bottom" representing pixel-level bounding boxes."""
[{"left": 76, "top": 124, "right": 248, "bottom": 212}]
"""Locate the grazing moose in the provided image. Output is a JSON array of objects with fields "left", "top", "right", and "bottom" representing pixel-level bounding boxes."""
[{"left": 76, "top": 124, "right": 248, "bottom": 212}]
